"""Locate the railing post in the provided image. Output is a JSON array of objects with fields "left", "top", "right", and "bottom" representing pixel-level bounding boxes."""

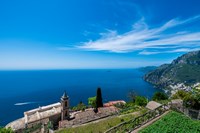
[{"left": 198, "top": 111, "right": 200, "bottom": 120}]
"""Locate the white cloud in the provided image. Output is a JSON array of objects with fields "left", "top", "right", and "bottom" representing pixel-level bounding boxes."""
[
  {"left": 77, "top": 15, "right": 200, "bottom": 54},
  {"left": 99, "top": 29, "right": 118, "bottom": 39},
  {"left": 139, "top": 48, "right": 200, "bottom": 55}
]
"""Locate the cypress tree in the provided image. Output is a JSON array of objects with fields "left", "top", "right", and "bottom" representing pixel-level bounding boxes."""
[{"left": 96, "top": 87, "right": 103, "bottom": 108}]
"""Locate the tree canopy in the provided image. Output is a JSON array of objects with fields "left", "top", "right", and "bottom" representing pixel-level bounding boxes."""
[
  {"left": 171, "top": 90, "right": 190, "bottom": 99},
  {"left": 135, "top": 96, "right": 147, "bottom": 106},
  {"left": 152, "top": 92, "right": 168, "bottom": 101},
  {"left": 128, "top": 90, "right": 137, "bottom": 102},
  {"left": 88, "top": 96, "right": 96, "bottom": 108},
  {"left": 172, "top": 89, "right": 200, "bottom": 110},
  {"left": 96, "top": 87, "right": 103, "bottom": 108},
  {"left": 72, "top": 101, "right": 86, "bottom": 111}
]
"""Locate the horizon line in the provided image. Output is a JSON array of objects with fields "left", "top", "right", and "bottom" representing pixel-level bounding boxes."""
[{"left": 0, "top": 66, "right": 159, "bottom": 71}]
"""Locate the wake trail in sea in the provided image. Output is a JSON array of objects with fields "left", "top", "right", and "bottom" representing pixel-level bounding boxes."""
[{"left": 14, "top": 102, "right": 36, "bottom": 106}]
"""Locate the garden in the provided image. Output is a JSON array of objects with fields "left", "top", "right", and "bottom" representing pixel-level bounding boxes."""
[{"left": 139, "top": 111, "right": 200, "bottom": 133}]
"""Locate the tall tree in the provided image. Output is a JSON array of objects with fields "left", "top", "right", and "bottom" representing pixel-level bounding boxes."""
[
  {"left": 96, "top": 87, "right": 103, "bottom": 108},
  {"left": 128, "top": 90, "right": 137, "bottom": 102}
]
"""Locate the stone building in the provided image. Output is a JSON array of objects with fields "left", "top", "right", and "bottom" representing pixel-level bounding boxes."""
[
  {"left": 6, "top": 91, "right": 70, "bottom": 132},
  {"left": 6, "top": 91, "right": 119, "bottom": 132},
  {"left": 146, "top": 101, "right": 162, "bottom": 110},
  {"left": 61, "top": 91, "right": 70, "bottom": 121}
]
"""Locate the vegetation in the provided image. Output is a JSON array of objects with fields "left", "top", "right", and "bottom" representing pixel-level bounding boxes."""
[
  {"left": 144, "top": 50, "right": 200, "bottom": 88},
  {"left": 47, "top": 121, "right": 53, "bottom": 130},
  {"left": 152, "top": 92, "right": 168, "bottom": 101},
  {"left": 0, "top": 127, "right": 14, "bottom": 133},
  {"left": 23, "top": 123, "right": 42, "bottom": 133},
  {"left": 56, "top": 89, "right": 149, "bottom": 133},
  {"left": 57, "top": 89, "right": 197, "bottom": 133},
  {"left": 113, "top": 89, "right": 150, "bottom": 115},
  {"left": 87, "top": 87, "right": 103, "bottom": 109},
  {"left": 172, "top": 89, "right": 200, "bottom": 110},
  {"left": 72, "top": 101, "right": 86, "bottom": 111},
  {"left": 193, "top": 86, "right": 200, "bottom": 101},
  {"left": 135, "top": 96, "right": 148, "bottom": 106},
  {"left": 56, "top": 113, "right": 140, "bottom": 133},
  {"left": 88, "top": 96, "right": 96, "bottom": 108},
  {"left": 139, "top": 111, "right": 200, "bottom": 133},
  {"left": 96, "top": 87, "right": 103, "bottom": 108},
  {"left": 115, "top": 102, "right": 146, "bottom": 115},
  {"left": 171, "top": 90, "right": 190, "bottom": 99},
  {"left": 114, "top": 90, "right": 149, "bottom": 115},
  {"left": 127, "top": 90, "right": 137, "bottom": 102}
]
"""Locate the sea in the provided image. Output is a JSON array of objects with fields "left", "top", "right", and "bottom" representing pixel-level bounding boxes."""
[{"left": 0, "top": 69, "right": 162, "bottom": 126}]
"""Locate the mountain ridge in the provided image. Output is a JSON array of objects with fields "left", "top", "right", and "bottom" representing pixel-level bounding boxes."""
[{"left": 144, "top": 50, "right": 200, "bottom": 94}]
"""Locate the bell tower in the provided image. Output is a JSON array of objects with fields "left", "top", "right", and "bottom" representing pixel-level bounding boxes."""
[{"left": 61, "top": 91, "right": 70, "bottom": 121}]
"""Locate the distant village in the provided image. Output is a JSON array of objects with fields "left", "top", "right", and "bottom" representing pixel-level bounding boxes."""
[{"left": 170, "top": 82, "right": 200, "bottom": 94}]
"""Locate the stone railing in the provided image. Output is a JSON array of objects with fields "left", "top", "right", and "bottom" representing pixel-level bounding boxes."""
[{"left": 170, "top": 105, "right": 200, "bottom": 120}]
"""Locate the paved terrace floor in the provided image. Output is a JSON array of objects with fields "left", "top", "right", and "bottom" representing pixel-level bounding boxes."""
[{"left": 60, "top": 106, "right": 119, "bottom": 128}]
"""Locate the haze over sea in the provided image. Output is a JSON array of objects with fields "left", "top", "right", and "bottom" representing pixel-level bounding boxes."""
[{"left": 0, "top": 69, "right": 161, "bottom": 126}]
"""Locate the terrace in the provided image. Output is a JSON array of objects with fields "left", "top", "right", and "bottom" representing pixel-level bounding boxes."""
[{"left": 60, "top": 106, "right": 119, "bottom": 128}]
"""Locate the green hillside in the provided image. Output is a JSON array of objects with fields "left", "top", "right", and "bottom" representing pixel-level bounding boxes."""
[
  {"left": 139, "top": 111, "right": 200, "bottom": 133},
  {"left": 144, "top": 50, "right": 200, "bottom": 90}
]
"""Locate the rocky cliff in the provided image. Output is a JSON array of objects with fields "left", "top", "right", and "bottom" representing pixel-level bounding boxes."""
[{"left": 144, "top": 50, "right": 200, "bottom": 93}]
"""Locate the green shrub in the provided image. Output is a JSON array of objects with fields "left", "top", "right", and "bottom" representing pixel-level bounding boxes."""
[
  {"left": 135, "top": 96, "right": 147, "bottom": 106},
  {"left": 88, "top": 96, "right": 96, "bottom": 108},
  {"left": 0, "top": 127, "right": 14, "bottom": 133},
  {"left": 72, "top": 101, "right": 87, "bottom": 111},
  {"left": 172, "top": 90, "right": 200, "bottom": 110},
  {"left": 152, "top": 92, "right": 168, "bottom": 101},
  {"left": 171, "top": 90, "right": 191, "bottom": 99}
]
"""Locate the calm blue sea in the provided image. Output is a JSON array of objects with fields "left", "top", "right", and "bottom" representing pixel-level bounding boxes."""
[{"left": 0, "top": 69, "right": 161, "bottom": 126}]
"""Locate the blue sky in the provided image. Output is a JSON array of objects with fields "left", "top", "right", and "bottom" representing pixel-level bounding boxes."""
[{"left": 0, "top": 0, "right": 200, "bottom": 69}]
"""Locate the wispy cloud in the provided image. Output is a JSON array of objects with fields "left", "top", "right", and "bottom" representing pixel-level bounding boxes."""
[
  {"left": 139, "top": 48, "right": 200, "bottom": 55},
  {"left": 76, "top": 15, "right": 200, "bottom": 54}
]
